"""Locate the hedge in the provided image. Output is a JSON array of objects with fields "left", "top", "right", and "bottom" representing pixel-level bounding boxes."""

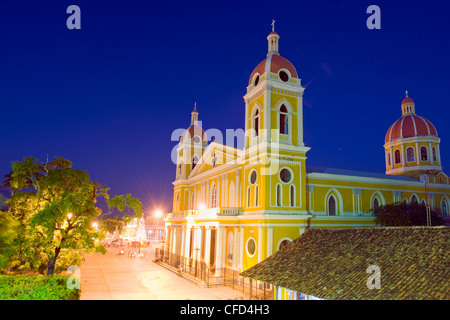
[{"left": 0, "top": 275, "right": 80, "bottom": 300}]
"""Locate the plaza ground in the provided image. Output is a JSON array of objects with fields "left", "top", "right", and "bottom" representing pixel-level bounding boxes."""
[{"left": 80, "top": 245, "right": 247, "bottom": 300}]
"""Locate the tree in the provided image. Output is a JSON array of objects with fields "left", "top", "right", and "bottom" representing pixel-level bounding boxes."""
[
  {"left": 97, "top": 217, "right": 125, "bottom": 234},
  {"left": 5, "top": 156, "right": 142, "bottom": 275},
  {"left": 374, "top": 202, "right": 443, "bottom": 226},
  {"left": 0, "top": 211, "right": 19, "bottom": 269}
]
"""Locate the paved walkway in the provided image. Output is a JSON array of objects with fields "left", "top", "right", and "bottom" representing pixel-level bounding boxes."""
[{"left": 80, "top": 246, "right": 246, "bottom": 300}]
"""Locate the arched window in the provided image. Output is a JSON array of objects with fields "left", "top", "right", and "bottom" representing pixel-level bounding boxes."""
[
  {"left": 278, "top": 239, "right": 291, "bottom": 250},
  {"left": 387, "top": 152, "right": 391, "bottom": 166},
  {"left": 441, "top": 199, "right": 449, "bottom": 217},
  {"left": 421, "top": 146, "right": 428, "bottom": 161},
  {"left": 211, "top": 153, "right": 217, "bottom": 168},
  {"left": 406, "top": 147, "right": 415, "bottom": 162},
  {"left": 411, "top": 195, "right": 418, "bottom": 204},
  {"left": 328, "top": 196, "right": 336, "bottom": 216},
  {"left": 211, "top": 184, "right": 217, "bottom": 208},
  {"left": 276, "top": 184, "right": 281, "bottom": 206},
  {"left": 394, "top": 150, "right": 401, "bottom": 164},
  {"left": 279, "top": 105, "right": 289, "bottom": 134},
  {"left": 373, "top": 197, "right": 380, "bottom": 212},
  {"left": 290, "top": 185, "right": 295, "bottom": 207},
  {"left": 192, "top": 156, "right": 198, "bottom": 170},
  {"left": 252, "top": 109, "right": 260, "bottom": 137},
  {"left": 432, "top": 147, "right": 437, "bottom": 162},
  {"left": 255, "top": 185, "right": 259, "bottom": 207},
  {"left": 247, "top": 187, "right": 251, "bottom": 208}
]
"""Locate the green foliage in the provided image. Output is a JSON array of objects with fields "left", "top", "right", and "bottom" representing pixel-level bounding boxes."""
[
  {"left": 0, "top": 275, "right": 80, "bottom": 300},
  {"left": 374, "top": 202, "right": 444, "bottom": 226},
  {"left": 98, "top": 218, "right": 125, "bottom": 233},
  {"left": 3, "top": 156, "right": 142, "bottom": 274},
  {"left": 41, "top": 250, "right": 83, "bottom": 274},
  {"left": 0, "top": 212, "right": 19, "bottom": 269},
  {"left": 108, "top": 194, "right": 143, "bottom": 217}
]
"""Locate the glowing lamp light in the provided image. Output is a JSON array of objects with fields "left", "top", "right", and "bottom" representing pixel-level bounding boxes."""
[
  {"left": 92, "top": 222, "right": 99, "bottom": 229},
  {"left": 67, "top": 213, "right": 73, "bottom": 220},
  {"left": 155, "top": 210, "right": 162, "bottom": 218},
  {"left": 199, "top": 204, "right": 206, "bottom": 210}
]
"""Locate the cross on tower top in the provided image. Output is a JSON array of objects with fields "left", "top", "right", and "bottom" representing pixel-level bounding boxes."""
[
  {"left": 405, "top": 90, "right": 409, "bottom": 97},
  {"left": 271, "top": 19, "right": 276, "bottom": 32}
]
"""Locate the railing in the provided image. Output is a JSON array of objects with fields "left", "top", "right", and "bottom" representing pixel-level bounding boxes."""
[
  {"left": 167, "top": 207, "right": 242, "bottom": 219},
  {"left": 154, "top": 249, "right": 272, "bottom": 300}
]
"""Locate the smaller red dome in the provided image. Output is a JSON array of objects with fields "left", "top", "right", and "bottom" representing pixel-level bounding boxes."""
[
  {"left": 402, "top": 97, "right": 414, "bottom": 104},
  {"left": 385, "top": 114, "right": 438, "bottom": 144},
  {"left": 181, "top": 125, "right": 207, "bottom": 141}
]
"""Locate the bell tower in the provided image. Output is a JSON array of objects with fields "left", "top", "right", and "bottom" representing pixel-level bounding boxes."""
[{"left": 242, "top": 23, "right": 310, "bottom": 215}]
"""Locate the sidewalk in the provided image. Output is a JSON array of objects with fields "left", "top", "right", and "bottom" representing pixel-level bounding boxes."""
[{"left": 80, "top": 246, "right": 246, "bottom": 300}]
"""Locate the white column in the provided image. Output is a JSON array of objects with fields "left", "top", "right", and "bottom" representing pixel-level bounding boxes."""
[
  {"left": 192, "top": 227, "right": 198, "bottom": 262},
  {"left": 401, "top": 143, "right": 406, "bottom": 166},
  {"left": 267, "top": 226, "right": 273, "bottom": 257},
  {"left": 297, "top": 92, "right": 304, "bottom": 146},
  {"left": 416, "top": 142, "right": 420, "bottom": 165},
  {"left": 258, "top": 226, "right": 263, "bottom": 262},
  {"left": 215, "top": 226, "right": 224, "bottom": 276},
  {"left": 244, "top": 102, "right": 249, "bottom": 149},
  {"left": 180, "top": 226, "right": 186, "bottom": 261},
  {"left": 239, "top": 226, "right": 244, "bottom": 272},
  {"left": 205, "top": 227, "right": 211, "bottom": 267},
  {"left": 264, "top": 88, "right": 272, "bottom": 142},
  {"left": 300, "top": 225, "right": 306, "bottom": 235},
  {"left": 164, "top": 225, "right": 170, "bottom": 253},
  {"left": 170, "top": 226, "right": 176, "bottom": 256},
  {"left": 236, "top": 170, "right": 240, "bottom": 207},
  {"left": 390, "top": 146, "right": 394, "bottom": 168},
  {"left": 222, "top": 227, "right": 227, "bottom": 268},
  {"left": 429, "top": 142, "right": 433, "bottom": 164},
  {"left": 224, "top": 173, "right": 229, "bottom": 207},
  {"left": 233, "top": 227, "right": 238, "bottom": 270},
  {"left": 219, "top": 175, "right": 223, "bottom": 207},
  {"left": 184, "top": 226, "right": 191, "bottom": 258}
]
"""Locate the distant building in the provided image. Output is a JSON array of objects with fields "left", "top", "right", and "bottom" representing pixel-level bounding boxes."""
[
  {"left": 122, "top": 216, "right": 165, "bottom": 243},
  {"left": 241, "top": 227, "right": 450, "bottom": 300}
]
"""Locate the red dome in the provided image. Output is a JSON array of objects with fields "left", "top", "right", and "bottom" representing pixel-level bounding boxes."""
[
  {"left": 385, "top": 114, "right": 438, "bottom": 144},
  {"left": 249, "top": 54, "right": 298, "bottom": 85},
  {"left": 181, "top": 124, "right": 206, "bottom": 141},
  {"left": 402, "top": 97, "right": 414, "bottom": 104}
]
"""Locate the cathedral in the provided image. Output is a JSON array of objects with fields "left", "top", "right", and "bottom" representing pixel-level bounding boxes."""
[{"left": 163, "top": 26, "right": 450, "bottom": 280}]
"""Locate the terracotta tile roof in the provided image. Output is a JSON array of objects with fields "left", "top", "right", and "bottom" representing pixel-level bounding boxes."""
[{"left": 240, "top": 227, "right": 450, "bottom": 300}]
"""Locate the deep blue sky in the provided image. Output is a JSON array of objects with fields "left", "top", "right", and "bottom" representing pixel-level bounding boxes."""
[{"left": 1, "top": 0, "right": 450, "bottom": 216}]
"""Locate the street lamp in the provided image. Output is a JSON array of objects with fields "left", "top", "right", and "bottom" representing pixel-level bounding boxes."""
[{"left": 155, "top": 210, "right": 162, "bottom": 218}]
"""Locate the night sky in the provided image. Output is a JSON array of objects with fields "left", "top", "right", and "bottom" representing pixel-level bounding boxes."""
[{"left": 1, "top": 0, "right": 450, "bottom": 216}]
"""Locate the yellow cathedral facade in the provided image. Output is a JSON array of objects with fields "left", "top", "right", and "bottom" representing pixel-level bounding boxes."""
[{"left": 163, "top": 27, "right": 450, "bottom": 280}]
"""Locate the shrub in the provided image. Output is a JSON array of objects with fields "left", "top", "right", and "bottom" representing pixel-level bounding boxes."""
[{"left": 0, "top": 275, "right": 80, "bottom": 300}]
